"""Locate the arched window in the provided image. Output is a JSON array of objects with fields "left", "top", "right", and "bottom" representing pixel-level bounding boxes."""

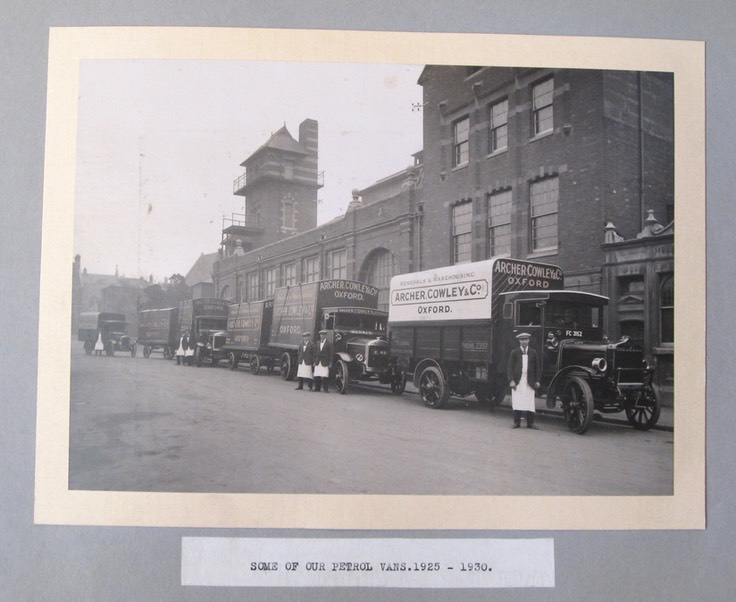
[
  {"left": 220, "top": 285, "right": 232, "bottom": 301},
  {"left": 660, "top": 275, "right": 674, "bottom": 344},
  {"left": 360, "top": 249, "right": 396, "bottom": 312}
]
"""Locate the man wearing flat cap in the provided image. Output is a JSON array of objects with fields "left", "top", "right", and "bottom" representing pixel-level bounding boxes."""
[
  {"left": 507, "top": 332, "right": 541, "bottom": 429},
  {"left": 295, "top": 331, "right": 315, "bottom": 391},
  {"left": 312, "top": 329, "right": 332, "bottom": 393}
]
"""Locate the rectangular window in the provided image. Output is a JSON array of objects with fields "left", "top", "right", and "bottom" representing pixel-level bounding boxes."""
[
  {"left": 326, "top": 249, "right": 347, "bottom": 279},
  {"left": 303, "top": 255, "right": 320, "bottom": 283},
  {"left": 453, "top": 116, "right": 470, "bottom": 167},
  {"left": 660, "top": 275, "right": 674, "bottom": 344},
  {"left": 282, "top": 262, "right": 296, "bottom": 287},
  {"left": 488, "top": 190, "right": 512, "bottom": 257},
  {"left": 281, "top": 197, "right": 296, "bottom": 232},
  {"left": 452, "top": 201, "right": 473, "bottom": 264},
  {"left": 530, "top": 177, "right": 558, "bottom": 252},
  {"left": 264, "top": 267, "right": 278, "bottom": 297},
  {"left": 489, "top": 99, "right": 508, "bottom": 153},
  {"left": 532, "top": 78, "right": 554, "bottom": 136},
  {"left": 246, "top": 272, "right": 259, "bottom": 302}
]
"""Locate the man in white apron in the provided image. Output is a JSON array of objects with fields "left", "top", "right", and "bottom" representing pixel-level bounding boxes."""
[
  {"left": 94, "top": 330, "right": 105, "bottom": 356},
  {"left": 184, "top": 331, "right": 196, "bottom": 366},
  {"left": 175, "top": 332, "right": 187, "bottom": 365},
  {"left": 507, "top": 332, "right": 541, "bottom": 429},
  {"left": 312, "top": 330, "right": 332, "bottom": 393},
  {"left": 295, "top": 332, "right": 315, "bottom": 390}
]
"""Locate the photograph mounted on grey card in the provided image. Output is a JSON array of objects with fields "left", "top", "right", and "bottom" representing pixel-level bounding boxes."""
[{"left": 35, "top": 28, "right": 704, "bottom": 529}]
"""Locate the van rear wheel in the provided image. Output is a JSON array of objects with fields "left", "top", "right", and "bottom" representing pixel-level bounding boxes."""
[{"left": 418, "top": 366, "right": 450, "bottom": 409}]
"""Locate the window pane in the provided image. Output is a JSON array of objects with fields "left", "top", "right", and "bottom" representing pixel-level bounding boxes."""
[
  {"left": 490, "top": 99, "right": 508, "bottom": 152},
  {"left": 453, "top": 117, "right": 470, "bottom": 166},
  {"left": 531, "top": 178, "right": 558, "bottom": 251},
  {"left": 532, "top": 78, "right": 554, "bottom": 135},
  {"left": 488, "top": 190, "right": 512, "bottom": 257}
]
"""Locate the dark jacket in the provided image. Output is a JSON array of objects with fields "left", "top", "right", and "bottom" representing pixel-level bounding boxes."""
[
  {"left": 507, "top": 346, "right": 541, "bottom": 387},
  {"left": 297, "top": 339, "right": 316, "bottom": 365},
  {"left": 315, "top": 337, "right": 332, "bottom": 367}
]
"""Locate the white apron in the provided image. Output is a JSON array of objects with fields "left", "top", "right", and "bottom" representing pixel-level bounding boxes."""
[
  {"left": 511, "top": 353, "right": 536, "bottom": 412},
  {"left": 94, "top": 332, "right": 104, "bottom": 351},
  {"left": 313, "top": 340, "right": 330, "bottom": 378},
  {"left": 297, "top": 361, "right": 313, "bottom": 379}
]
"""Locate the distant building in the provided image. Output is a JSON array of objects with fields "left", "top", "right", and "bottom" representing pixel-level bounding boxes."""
[
  {"left": 71, "top": 255, "right": 149, "bottom": 336},
  {"left": 185, "top": 252, "right": 219, "bottom": 299}
]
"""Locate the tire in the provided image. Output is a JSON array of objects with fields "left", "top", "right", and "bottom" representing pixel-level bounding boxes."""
[
  {"left": 143, "top": 345, "right": 151, "bottom": 358},
  {"left": 625, "top": 384, "right": 661, "bottom": 430},
  {"left": 280, "top": 352, "right": 294, "bottom": 381},
  {"left": 163, "top": 346, "right": 172, "bottom": 360},
  {"left": 225, "top": 351, "right": 239, "bottom": 371},
  {"left": 84, "top": 343, "right": 93, "bottom": 355},
  {"left": 474, "top": 387, "right": 490, "bottom": 405},
  {"left": 418, "top": 366, "right": 450, "bottom": 409},
  {"left": 490, "top": 378, "right": 508, "bottom": 407},
  {"left": 333, "top": 359, "right": 349, "bottom": 394},
  {"left": 250, "top": 355, "right": 261, "bottom": 375},
  {"left": 560, "top": 376, "right": 594, "bottom": 434},
  {"left": 390, "top": 368, "right": 406, "bottom": 395}
]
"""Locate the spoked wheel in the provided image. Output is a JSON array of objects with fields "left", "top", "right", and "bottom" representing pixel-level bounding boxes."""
[
  {"left": 418, "top": 366, "right": 450, "bottom": 409},
  {"left": 250, "top": 355, "right": 261, "bottom": 375},
  {"left": 143, "top": 345, "right": 152, "bottom": 358},
  {"left": 625, "top": 384, "right": 661, "bottom": 430},
  {"left": 280, "top": 352, "right": 294, "bottom": 381},
  {"left": 390, "top": 368, "right": 406, "bottom": 395},
  {"left": 560, "top": 376, "right": 594, "bottom": 434},
  {"left": 333, "top": 359, "right": 349, "bottom": 394},
  {"left": 226, "top": 351, "right": 239, "bottom": 371}
]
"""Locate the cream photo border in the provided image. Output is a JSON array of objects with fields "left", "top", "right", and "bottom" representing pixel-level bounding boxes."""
[{"left": 35, "top": 27, "right": 705, "bottom": 530}]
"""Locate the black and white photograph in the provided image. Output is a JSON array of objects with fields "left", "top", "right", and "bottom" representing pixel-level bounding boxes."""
[
  {"left": 4, "top": 1, "right": 731, "bottom": 599},
  {"left": 33, "top": 27, "right": 704, "bottom": 533}
]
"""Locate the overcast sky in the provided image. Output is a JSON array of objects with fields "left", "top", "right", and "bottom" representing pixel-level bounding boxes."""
[{"left": 74, "top": 60, "right": 424, "bottom": 281}]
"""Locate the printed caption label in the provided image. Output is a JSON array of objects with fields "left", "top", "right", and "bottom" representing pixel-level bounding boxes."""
[{"left": 181, "top": 537, "right": 555, "bottom": 588}]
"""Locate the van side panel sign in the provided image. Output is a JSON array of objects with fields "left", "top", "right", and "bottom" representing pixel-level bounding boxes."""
[{"left": 389, "top": 259, "right": 563, "bottom": 323}]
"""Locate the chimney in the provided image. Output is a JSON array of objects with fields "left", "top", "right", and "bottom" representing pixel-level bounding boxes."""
[{"left": 299, "top": 119, "right": 318, "bottom": 160}]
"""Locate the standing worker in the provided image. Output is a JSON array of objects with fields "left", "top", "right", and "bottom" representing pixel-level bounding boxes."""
[
  {"left": 312, "top": 330, "right": 332, "bottom": 393},
  {"left": 94, "top": 330, "right": 104, "bottom": 356},
  {"left": 175, "top": 331, "right": 187, "bottom": 365},
  {"left": 507, "top": 332, "right": 541, "bottom": 429},
  {"left": 295, "top": 332, "right": 316, "bottom": 391},
  {"left": 184, "top": 331, "right": 196, "bottom": 366}
]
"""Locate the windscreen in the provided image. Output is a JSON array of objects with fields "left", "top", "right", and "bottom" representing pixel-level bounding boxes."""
[
  {"left": 334, "top": 313, "right": 387, "bottom": 333},
  {"left": 545, "top": 300, "right": 601, "bottom": 329}
]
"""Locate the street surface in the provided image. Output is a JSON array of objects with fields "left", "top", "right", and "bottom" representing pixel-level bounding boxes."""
[{"left": 69, "top": 346, "right": 673, "bottom": 495}]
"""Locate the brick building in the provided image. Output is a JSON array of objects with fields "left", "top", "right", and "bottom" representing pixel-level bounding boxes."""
[
  {"left": 417, "top": 66, "right": 674, "bottom": 291},
  {"left": 210, "top": 66, "right": 674, "bottom": 392}
]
